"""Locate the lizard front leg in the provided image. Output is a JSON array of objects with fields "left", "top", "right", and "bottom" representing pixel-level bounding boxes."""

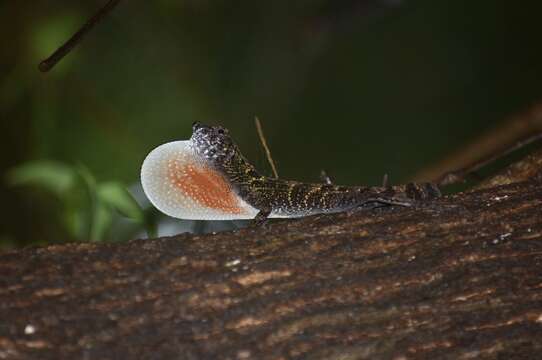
[{"left": 252, "top": 208, "right": 271, "bottom": 227}]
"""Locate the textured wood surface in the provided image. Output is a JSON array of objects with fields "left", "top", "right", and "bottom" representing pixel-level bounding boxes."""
[{"left": 1, "top": 176, "right": 542, "bottom": 359}]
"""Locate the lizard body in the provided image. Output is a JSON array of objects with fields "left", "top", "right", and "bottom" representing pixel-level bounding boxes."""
[{"left": 141, "top": 122, "right": 440, "bottom": 221}]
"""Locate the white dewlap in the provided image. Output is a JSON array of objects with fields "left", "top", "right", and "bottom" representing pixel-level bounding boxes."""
[{"left": 140, "top": 141, "right": 258, "bottom": 220}]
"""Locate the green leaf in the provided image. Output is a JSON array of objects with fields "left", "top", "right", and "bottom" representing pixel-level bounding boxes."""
[
  {"left": 74, "top": 163, "right": 97, "bottom": 193},
  {"left": 62, "top": 208, "right": 86, "bottom": 240},
  {"left": 89, "top": 198, "right": 113, "bottom": 242},
  {"left": 6, "top": 160, "right": 76, "bottom": 196},
  {"left": 97, "top": 182, "right": 144, "bottom": 222}
]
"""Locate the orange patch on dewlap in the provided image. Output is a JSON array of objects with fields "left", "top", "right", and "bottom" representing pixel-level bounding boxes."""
[{"left": 167, "top": 160, "right": 243, "bottom": 214}]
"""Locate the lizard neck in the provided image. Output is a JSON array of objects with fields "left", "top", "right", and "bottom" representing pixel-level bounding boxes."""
[{"left": 216, "top": 151, "right": 263, "bottom": 186}]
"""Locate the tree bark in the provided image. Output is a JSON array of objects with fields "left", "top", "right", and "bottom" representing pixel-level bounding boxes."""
[{"left": 1, "top": 162, "right": 542, "bottom": 359}]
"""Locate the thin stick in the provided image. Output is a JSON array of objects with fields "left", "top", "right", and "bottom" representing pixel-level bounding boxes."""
[
  {"left": 39, "top": 0, "right": 122, "bottom": 72},
  {"left": 255, "top": 117, "right": 279, "bottom": 179}
]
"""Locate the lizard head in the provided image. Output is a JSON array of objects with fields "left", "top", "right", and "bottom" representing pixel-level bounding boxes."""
[{"left": 190, "top": 122, "right": 238, "bottom": 165}]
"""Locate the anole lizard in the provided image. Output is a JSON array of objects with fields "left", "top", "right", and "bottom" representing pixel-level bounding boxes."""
[{"left": 141, "top": 122, "right": 441, "bottom": 223}]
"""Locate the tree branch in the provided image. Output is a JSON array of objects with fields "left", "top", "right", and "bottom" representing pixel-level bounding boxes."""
[
  {"left": 38, "top": 0, "right": 122, "bottom": 72},
  {"left": 414, "top": 100, "right": 542, "bottom": 184},
  {"left": 1, "top": 153, "right": 542, "bottom": 359}
]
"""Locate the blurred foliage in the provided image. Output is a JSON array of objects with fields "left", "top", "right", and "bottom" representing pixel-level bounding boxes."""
[
  {"left": 6, "top": 160, "right": 151, "bottom": 242},
  {"left": 1, "top": 0, "right": 542, "bottom": 248}
]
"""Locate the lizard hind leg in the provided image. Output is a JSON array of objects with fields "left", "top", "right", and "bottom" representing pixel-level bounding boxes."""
[
  {"left": 320, "top": 169, "right": 334, "bottom": 185},
  {"left": 347, "top": 197, "right": 413, "bottom": 216},
  {"left": 404, "top": 182, "right": 442, "bottom": 200}
]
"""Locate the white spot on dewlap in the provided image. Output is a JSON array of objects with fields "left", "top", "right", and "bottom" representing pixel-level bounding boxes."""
[{"left": 141, "top": 141, "right": 258, "bottom": 220}]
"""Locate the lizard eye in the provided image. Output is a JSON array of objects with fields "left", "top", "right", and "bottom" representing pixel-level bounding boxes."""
[{"left": 217, "top": 127, "right": 228, "bottom": 135}]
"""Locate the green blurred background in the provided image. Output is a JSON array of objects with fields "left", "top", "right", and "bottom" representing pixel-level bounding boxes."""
[{"left": 1, "top": 0, "right": 542, "bottom": 248}]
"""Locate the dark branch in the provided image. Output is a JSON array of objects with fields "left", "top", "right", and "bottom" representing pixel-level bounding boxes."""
[
  {"left": 414, "top": 100, "right": 542, "bottom": 184},
  {"left": 38, "top": 0, "right": 122, "bottom": 72},
  {"left": 436, "top": 132, "right": 542, "bottom": 186}
]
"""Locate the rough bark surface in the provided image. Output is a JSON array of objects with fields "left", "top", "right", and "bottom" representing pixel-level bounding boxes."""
[{"left": 1, "top": 177, "right": 542, "bottom": 359}]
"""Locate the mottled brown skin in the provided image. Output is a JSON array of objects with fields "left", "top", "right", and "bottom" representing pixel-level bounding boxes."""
[{"left": 191, "top": 122, "right": 441, "bottom": 222}]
